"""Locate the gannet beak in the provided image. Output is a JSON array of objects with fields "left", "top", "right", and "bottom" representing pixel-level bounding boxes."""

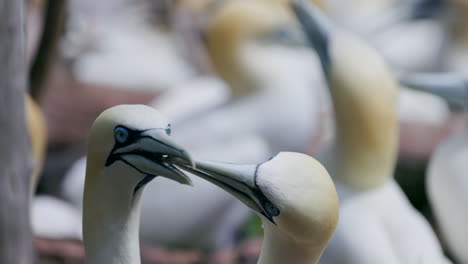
[
  {"left": 399, "top": 73, "right": 468, "bottom": 107},
  {"left": 290, "top": 0, "right": 331, "bottom": 71},
  {"left": 106, "top": 128, "right": 193, "bottom": 190},
  {"left": 177, "top": 160, "right": 280, "bottom": 224}
]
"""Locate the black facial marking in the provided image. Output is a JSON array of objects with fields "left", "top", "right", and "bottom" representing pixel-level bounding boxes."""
[
  {"left": 106, "top": 126, "right": 145, "bottom": 166},
  {"left": 104, "top": 125, "right": 173, "bottom": 196},
  {"left": 134, "top": 175, "right": 156, "bottom": 195},
  {"left": 253, "top": 162, "right": 281, "bottom": 224}
]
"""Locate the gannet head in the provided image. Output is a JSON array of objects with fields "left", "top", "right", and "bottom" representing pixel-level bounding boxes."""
[
  {"left": 83, "top": 105, "right": 192, "bottom": 262},
  {"left": 292, "top": 0, "right": 398, "bottom": 189},
  {"left": 85, "top": 104, "right": 192, "bottom": 196},
  {"left": 178, "top": 152, "right": 339, "bottom": 245},
  {"left": 206, "top": 0, "right": 306, "bottom": 98}
]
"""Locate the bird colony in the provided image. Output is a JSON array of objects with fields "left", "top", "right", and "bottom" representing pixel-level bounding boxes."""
[{"left": 21, "top": 0, "right": 468, "bottom": 263}]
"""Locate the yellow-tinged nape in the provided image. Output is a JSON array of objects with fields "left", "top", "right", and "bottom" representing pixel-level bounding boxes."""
[
  {"left": 292, "top": 0, "right": 399, "bottom": 190},
  {"left": 26, "top": 95, "right": 47, "bottom": 195},
  {"left": 328, "top": 33, "right": 399, "bottom": 190},
  {"left": 205, "top": 0, "right": 295, "bottom": 98}
]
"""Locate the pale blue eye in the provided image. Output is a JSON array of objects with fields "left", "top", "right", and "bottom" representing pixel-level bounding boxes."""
[
  {"left": 265, "top": 201, "right": 280, "bottom": 217},
  {"left": 165, "top": 124, "right": 171, "bottom": 136},
  {"left": 114, "top": 127, "right": 129, "bottom": 143}
]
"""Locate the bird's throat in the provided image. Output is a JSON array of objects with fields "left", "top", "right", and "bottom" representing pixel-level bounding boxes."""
[{"left": 258, "top": 223, "right": 325, "bottom": 264}]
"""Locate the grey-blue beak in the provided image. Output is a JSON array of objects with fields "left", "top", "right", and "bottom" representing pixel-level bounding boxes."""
[
  {"left": 176, "top": 159, "right": 280, "bottom": 224},
  {"left": 291, "top": 0, "right": 332, "bottom": 73},
  {"left": 399, "top": 73, "right": 468, "bottom": 107}
]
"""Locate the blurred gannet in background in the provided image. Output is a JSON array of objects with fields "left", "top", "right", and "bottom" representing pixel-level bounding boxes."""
[
  {"left": 174, "top": 0, "right": 326, "bottom": 155},
  {"left": 177, "top": 152, "right": 339, "bottom": 264},
  {"left": 24, "top": 95, "right": 82, "bottom": 240},
  {"left": 64, "top": 0, "right": 196, "bottom": 91},
  {"left": 323, "top": 0, "right": 447, "bottom": 73},
  {"left": 291, "top": 1, "right": 451, "bottom": 263},
  {"left": 82, "top": 105, "right": 193, "bottom": 263},
  {"left": 400, "top": 73, "right": 468, "bottom": 264}
]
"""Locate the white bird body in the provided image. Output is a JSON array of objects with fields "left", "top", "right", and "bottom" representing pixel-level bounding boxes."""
[
  {"left": 65, "top": 1, "right": 196, "bottom": 91},
  {"left": 325, "top": 0, "right": 446, "bottom": 73},
  {"left": 427, "top": 127, "right": 468, "bottom": 264},
  {"left": 32, "top": 195, "right": 82, "bottom": 239},
  {"left": 292, "top": 1, "right": 450, "bottom": 263},
  {"left": 150, "top": 76, "right": 230, "bottom": 125},
  {"left": 398, "top": 87, "right": 451, "bottom": 127},
  {"left": 320, "top": 179, "right": 450, "bottom": 264},
  {"left": 370, "top": 20, "right": 446, "bottom": 73}
]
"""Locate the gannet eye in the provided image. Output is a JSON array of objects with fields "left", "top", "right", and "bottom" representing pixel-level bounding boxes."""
[
  {"left": 265, "top": 201, "right": 280, "bottom": 217},
  {"left": 165, "top": 124, "right": 171, "bottom": 136},
  {"left": 114, "top": 126, "right": 129, "bottom": 144}
]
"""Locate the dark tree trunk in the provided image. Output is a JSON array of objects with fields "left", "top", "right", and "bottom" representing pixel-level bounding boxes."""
[{"left": 0, "top": 0, "right": 34, "bottom": 263}]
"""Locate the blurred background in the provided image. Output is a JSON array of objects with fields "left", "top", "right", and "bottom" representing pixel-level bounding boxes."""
[{"left": 1, "top": 0, "right": 467, "bottom": 263}]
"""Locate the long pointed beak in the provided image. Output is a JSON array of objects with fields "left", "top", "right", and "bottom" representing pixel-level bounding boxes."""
[
  {"left": 291, "top": 0, "right": 332, "bottom": 72},
  {"left": 108, "top": 129, "right": 193, "bottom": 188},
  {"left": 399, "top": 73, "right": 468, "bottom": 107},
  {"left": 176, "top": 159, "right": 280, "bottom": 224}
]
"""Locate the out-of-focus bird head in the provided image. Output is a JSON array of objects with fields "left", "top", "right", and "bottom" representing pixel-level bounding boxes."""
[{"left": 205, "top": 0, "right": 308, "bottom": 98}]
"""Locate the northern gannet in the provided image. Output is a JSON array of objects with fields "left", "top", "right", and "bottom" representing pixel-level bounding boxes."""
[
  {"left": 82, "top": 104, "right": 192, "bottom": 263},
  {"left": 400, "top": 72, "right": 468, "bottom": 264},
  {"left": 291, "top": 1, "right": 451, "bottom": 263},
  {"left": 176, "top": 152, "right": 339, "bottom": 264}
]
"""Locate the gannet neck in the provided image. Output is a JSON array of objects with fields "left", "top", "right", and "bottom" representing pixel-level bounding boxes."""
[
  {"left": 328, "top": 33, "right": 398, "bottom": 190},
  {"left": 258, "top": 222, "right": 325, "bottom": 264},
  {"left": 83, "top": 163, "right": 143, "bottom": 264}
]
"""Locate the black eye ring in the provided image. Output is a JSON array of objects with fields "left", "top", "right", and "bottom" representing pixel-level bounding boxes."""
[
  {"left": 265, "top": 201, "right": 280, "bottom": 217},
  {"left": 114, "top": 126, "right": 129, "bottom": 144}
]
